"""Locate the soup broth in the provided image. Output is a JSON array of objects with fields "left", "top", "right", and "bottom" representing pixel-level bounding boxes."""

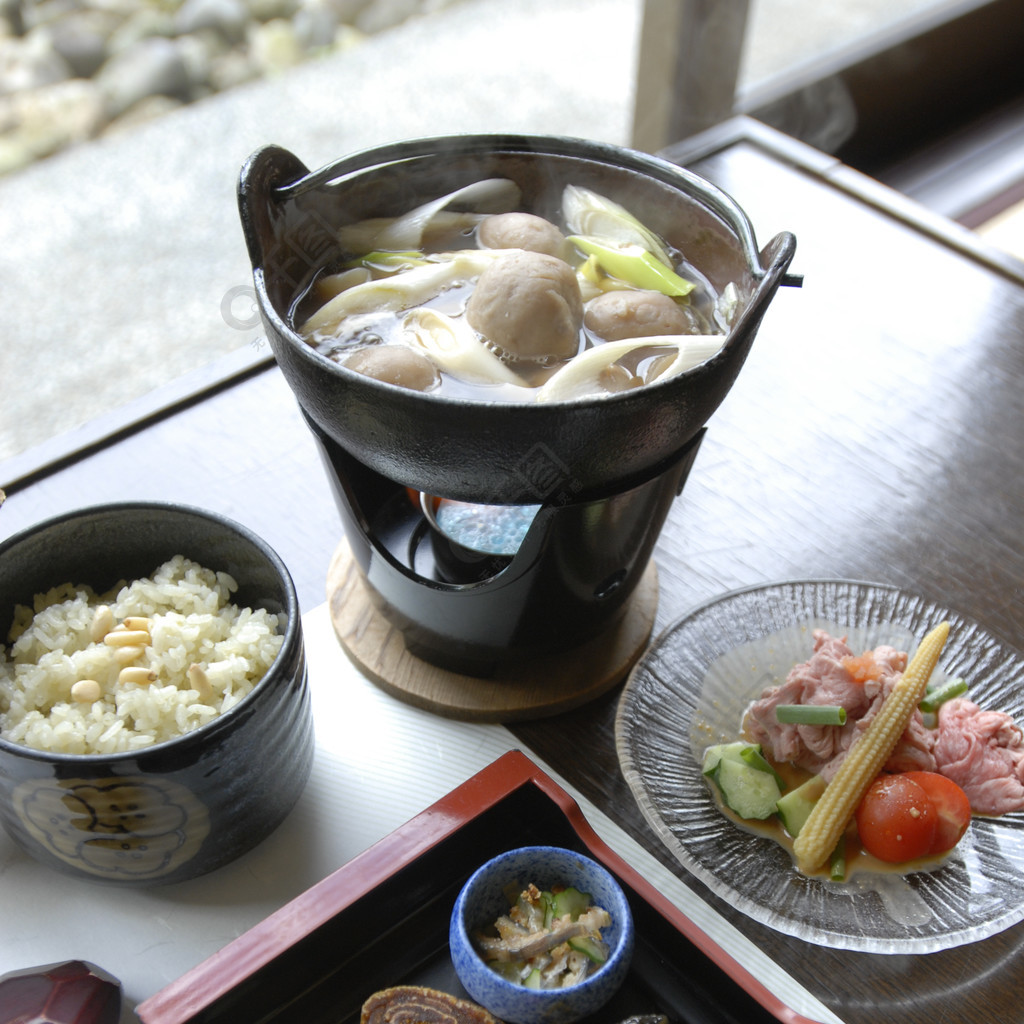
[{"left": 291, "top": 180, "right": 738, "bottom": 404}]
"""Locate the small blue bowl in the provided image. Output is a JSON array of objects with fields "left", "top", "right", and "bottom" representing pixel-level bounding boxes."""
[{"left": 449, "top": 845, "right": 634, "bottom": 1024}]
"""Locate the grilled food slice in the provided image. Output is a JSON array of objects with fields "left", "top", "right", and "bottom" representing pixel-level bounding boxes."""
[{"left": 361, "top": 985, "right": 502, "bottom": 1024}]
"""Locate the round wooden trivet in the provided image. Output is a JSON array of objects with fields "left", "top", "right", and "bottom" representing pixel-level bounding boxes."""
[{"left": 326, "top": 539, "right": 658, "bottom": 722}]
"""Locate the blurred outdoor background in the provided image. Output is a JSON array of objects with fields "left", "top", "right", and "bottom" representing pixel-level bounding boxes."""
[{"left": 1, "top": 0, "right": 1022, "bottom": 465}]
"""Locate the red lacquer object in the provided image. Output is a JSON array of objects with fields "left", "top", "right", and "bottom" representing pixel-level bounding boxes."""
[{"left": 0, "top": 960, "right": 121, "bottom": 1024}]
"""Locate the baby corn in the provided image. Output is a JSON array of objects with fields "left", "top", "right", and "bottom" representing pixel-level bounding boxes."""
[{"left": 792, "top": 621, "right": 951, "bottom": 874}]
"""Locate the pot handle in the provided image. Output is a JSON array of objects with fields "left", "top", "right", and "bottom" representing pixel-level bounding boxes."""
[
  {"left": 760, "top": 230, "right": 800, "bottom": 289},
  {"left": 237, "top": 145, "right": 311, "bottom": 271}
]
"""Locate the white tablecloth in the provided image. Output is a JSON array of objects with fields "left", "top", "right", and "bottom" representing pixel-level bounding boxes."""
[{"left": 0, "top": 602, "right": 841, "bottom": 1023}]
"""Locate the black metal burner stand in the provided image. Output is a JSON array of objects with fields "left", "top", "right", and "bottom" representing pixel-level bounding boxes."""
[{"left": 309, "top": 412, "right": 704, "bottom": 694}]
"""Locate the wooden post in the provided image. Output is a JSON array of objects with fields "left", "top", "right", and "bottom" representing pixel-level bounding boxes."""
[{"left": 631, "top": 0, "right": 751, "bottom": 153}]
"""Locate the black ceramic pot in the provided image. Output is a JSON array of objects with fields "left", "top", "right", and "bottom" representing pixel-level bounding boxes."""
[
  {"left": 0, "top": 502, "right": 312, "bottom": 885},
  {"left": 238, "top": 133, "right": 797, "bottom": 505}
]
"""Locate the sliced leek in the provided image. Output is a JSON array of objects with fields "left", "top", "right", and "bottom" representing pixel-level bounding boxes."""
[
  {"left": 562, "top": 184, "right": 674, "bottom": 267},
  {"left": 402, "top": 308, "right": 524, "bottom": 386},
  {"left": 568, "top": 236, "right": 695, "bottom": 298},
  {"left": 535, "top": 336, "right": 723, "bottom": 402},
  {"left": 300, "top": 250, "right": 508, "bottom": 337},
  {"left": 338, "top": 178, "right": 521, "bottom": 253}
]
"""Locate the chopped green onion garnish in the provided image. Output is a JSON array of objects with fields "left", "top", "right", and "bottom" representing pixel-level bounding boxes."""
[
  {"left": 919, "top": 676, "right": 968, "bottom": 714},
  {"left": 775, "top": 704, "right": 847, "bottom": 726}
]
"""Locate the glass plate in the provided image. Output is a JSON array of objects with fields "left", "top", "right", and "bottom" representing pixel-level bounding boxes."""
[{"left": 615, "top": 580, "right": 1024, "bottom": 953}]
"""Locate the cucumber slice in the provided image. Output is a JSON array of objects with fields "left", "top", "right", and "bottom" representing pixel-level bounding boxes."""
[
  {"left": 541, "top": 890, "right": 555, "bottom": 929},
  {"left": 702, "top": 741, "right": 752, "bottom": 776},
  {"left": 568, "top": 934, "right": 608, "bottom": 964},
  {"left": 552, "top": 886, "right": 590, "bottom": 921},
  {"left": 775, "top": 774, "right": 827, "bottom": 837},
  {"left": 713, "top": 757, "right": 783, "bottom": 820},
  {"left": 739, "top": 744, "right": 786, "bottom": 788}
]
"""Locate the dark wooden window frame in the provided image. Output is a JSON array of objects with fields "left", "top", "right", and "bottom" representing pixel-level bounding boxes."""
[{"left": 634, "top": 0, "right": 1024, "bottom": 216}]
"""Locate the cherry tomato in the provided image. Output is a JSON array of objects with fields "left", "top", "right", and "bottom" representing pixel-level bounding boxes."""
[
  {"left": 902, "top": 771, "right": 972, "bottom": 854},
  {"left": 855, "top": 774, "right": 937, "bottom": 863}
]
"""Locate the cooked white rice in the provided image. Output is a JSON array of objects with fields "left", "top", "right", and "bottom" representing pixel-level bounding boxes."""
[{"left": 0, "top": 555, "right": 284, "bottom": 755}]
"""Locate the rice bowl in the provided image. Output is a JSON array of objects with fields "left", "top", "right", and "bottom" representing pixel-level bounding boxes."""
[
  {"left": 1, "top": 555, "right": 284, "bottom": 755},
  {"left": 0, "top": 502, "right": 313, "bottom": 885}
]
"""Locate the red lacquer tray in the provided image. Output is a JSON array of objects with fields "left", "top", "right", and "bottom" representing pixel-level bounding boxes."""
[{"left": 136, "top": 750, "right": 823, "bottom": 1024}]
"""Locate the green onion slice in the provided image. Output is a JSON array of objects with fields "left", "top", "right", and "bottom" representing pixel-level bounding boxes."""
[
  {"left": 919, "top": 676, "right": 968, "bottom": 714},
  {"left": 829, "top": 840, "right": 847, "bottom": 883},
  {"left": 775, "top": 704, "right": 847, "bottom": 726}
]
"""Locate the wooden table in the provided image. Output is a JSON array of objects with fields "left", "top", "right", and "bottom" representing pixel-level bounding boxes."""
[{"left": 3, "top": 117, "right": 1023, "bottom": 1024}]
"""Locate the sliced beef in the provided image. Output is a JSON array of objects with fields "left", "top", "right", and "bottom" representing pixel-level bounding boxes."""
[
  {"left": 933, "top": 698, "right": 1024, "bottom": 815},
  {"left": 746, "top": 630, "right": 936, "bottom": 781}
]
